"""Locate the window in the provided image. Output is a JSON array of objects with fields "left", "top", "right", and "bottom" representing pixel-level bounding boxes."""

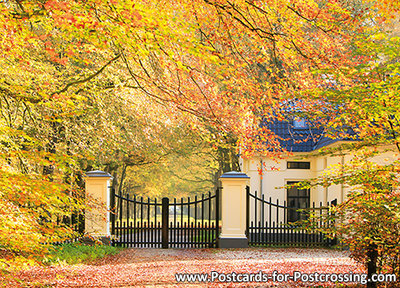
[
  {"left": 287, "top": 181, "right": 310, "bottom": 223},
  {"left": 293, "top": 118, "right": 307, "bottom": 129},
  {"left": 287, "top": 161, "right": 310, "bottom": 169}
]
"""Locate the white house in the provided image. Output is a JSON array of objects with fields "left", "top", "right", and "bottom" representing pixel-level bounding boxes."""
[{"left": 240, "top": 116, "right": 397, "bottom": 223}]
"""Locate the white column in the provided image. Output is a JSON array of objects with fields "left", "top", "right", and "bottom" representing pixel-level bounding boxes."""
[
  {"left": 219, "top": 171, "right": 250, "bottom": 248},
  {"left": 85, "top": 170, "right": 113, "bottom": 237}
]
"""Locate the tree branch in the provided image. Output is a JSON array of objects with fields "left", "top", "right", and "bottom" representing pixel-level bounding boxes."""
[
  {"left": 53, "top": 54, "right": 121, "bottom": 95},
  {"left": 203, "top": 0, "right": 277, "bottom": 42}
]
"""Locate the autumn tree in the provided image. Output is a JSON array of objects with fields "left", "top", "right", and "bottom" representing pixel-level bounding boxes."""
[
  {"left": 292, "top": 2, "right": 400, "bottom": 286},
  {"left": 81, "top": 88, "right": 220, "bottom": 199},
  {"left": 0, "top": 0, "right": 365, "bottom": 272}
]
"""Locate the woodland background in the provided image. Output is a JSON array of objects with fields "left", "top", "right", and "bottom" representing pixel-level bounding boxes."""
[{"left": 0, "top": 0, "right": 399, "bottom": 283}]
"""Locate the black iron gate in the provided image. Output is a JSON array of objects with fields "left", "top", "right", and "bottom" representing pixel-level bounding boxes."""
[
  {"left": 110, "top": 188, "right": 220, "bottom": 248},
  {"left": 246, "top": 186, "right": 336, "bottom": 247}
]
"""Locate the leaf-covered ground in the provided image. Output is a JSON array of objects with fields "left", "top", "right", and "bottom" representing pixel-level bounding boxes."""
[{"left": 6, "top": 248, "right": 365, "bottom": 287}]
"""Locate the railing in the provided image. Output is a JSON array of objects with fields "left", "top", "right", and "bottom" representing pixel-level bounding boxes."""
[
  {"left": 111, "top": 188, "right": 220, "bottom": 248},
  {"left": 246, "top": 187, "right": 336, "bottom": 247}
]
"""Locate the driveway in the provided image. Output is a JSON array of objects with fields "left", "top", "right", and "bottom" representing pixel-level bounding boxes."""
[{"left": 9, "top": 248, "right": 364, "bottom": 287}]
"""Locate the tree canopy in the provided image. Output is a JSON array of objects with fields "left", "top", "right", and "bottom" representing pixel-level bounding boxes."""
[{"left": 1, "top": 0, "right": 399, "bottom": 277}]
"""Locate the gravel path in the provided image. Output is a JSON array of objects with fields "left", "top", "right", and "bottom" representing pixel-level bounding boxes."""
[{"left": 8, "top": 248, "right": 365, "bottom": 287}]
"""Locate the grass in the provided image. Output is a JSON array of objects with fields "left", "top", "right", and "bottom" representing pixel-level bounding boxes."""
[
  {"left": 44, "top": 243, "right": 122, "bottom": 265},
  {"left": 193, "top": 230, "right": 216, "bottom": 242}
]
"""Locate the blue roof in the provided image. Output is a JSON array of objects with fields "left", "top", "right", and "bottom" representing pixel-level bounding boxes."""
[
  {"left": 259, "top": 100, "right": 358, "bottom": 152},
  {"left": 262, "top": 118, "right": 357, "bottom": 152}
]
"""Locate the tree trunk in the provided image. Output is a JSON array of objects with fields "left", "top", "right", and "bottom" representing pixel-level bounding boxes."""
[
  {"left": 118, "top": 164, "right": 127, "bottom": 196},
  {"left": 367, "top": 243, "right": 378, "bottom": 288}
]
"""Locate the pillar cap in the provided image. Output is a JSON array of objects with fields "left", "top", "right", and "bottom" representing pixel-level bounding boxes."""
[
  {"left": 219, "top": 171, "right": 250, "bottom": 179},
  {"left": 85, "top": 170, "right": 113, "bottom": 178}
]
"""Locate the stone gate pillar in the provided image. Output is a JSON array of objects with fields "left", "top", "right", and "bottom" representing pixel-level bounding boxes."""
[
  {"left": 218, "top": 171, "right": 250, "bottom": 248},
  {"left": 85, "top": 170, "right": 113, "bottom": 237}
]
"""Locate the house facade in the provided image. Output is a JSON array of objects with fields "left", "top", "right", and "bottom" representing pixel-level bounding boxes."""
[{"left": 239, "top": 117, "right": 397, "bottom": 223}]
